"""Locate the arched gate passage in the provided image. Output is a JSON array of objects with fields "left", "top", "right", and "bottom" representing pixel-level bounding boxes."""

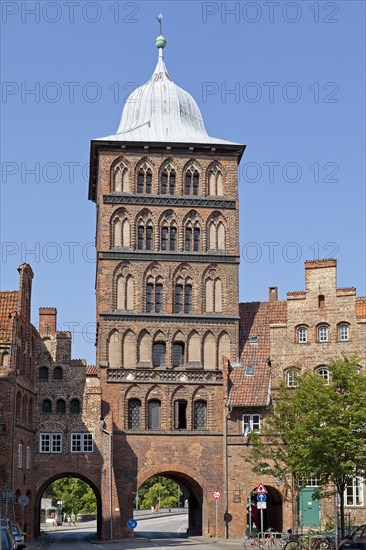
[
  {"left": 35, "top": 473, "right": 102, "bottom": 537},
  {"left": 138, "top": 471, "right": 203, "bottom": 536}
]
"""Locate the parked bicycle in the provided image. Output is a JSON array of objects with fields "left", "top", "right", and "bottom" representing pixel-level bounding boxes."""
[{"left": 284, "top": 534, "right": 332, "bottom": 550}]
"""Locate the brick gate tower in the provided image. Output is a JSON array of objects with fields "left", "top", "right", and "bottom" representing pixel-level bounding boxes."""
[{"left": 89, "top": 26, "right": 245, "bottom": 539}]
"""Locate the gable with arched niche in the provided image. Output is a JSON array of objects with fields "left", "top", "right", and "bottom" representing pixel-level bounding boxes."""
[
  {"left": 207, "top": 211, "right": 227, "bottom": 252},
  {"left": 135, "top": 157, "right": 156, "bottom": 194},
  {"left": 182, "top": 159, "right": 202, "bottom": 196},
  {"left": 203, "top": 264, "right": 225, "bottom": 314},
  {"left": 206, "top": 160, "right": 225, "bottom": 197},
  {"left": 113, "top": 262, "right": 135, "bottom": 312},
  {"left": 110, "top": 156, "right": 131, "bottom": 193},
  {"left": 158, "top": 158, "right": 177, "bottom": 195},
  {"left": 110, "top": 208, "right": 131, "bottom": 249}
]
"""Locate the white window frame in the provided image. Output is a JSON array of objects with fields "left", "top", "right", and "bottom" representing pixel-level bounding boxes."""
[
  {"left": 39, "top": 433, "right": 62, "bottom": 454},
  {"left": 318, "top": 325, "right": 329, "bottom": 342},
  {"left": 316, "top": 367, "right": 329, "bottom": 382},
  {"left": 286, "top": 369, "right": 300, "bottom": 388},
  {"left": 297, "top": 326, "right": 308, "bottom": 344},
  {"left": 17, "top": 443, "right": 23, "bottom": 468},
  {"left": 339, "top": 324, "right": 349, "bottom": 341},
  {"left": 345, "top": 477, "right": 364, "bottom": 507},
  {"left": 242, "top": 414, "right": 261, "bottom": 433},
  {"left": 70, "top": 433, "right": 94, "bottom": 453},
  {"left": 26, "top": 446, "right": 31, "bottom": 469}
]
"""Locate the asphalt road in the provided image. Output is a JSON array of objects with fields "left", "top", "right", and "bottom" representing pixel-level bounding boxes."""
[{"left": 135, "top": 512, "right": 188, "bottom": 538}]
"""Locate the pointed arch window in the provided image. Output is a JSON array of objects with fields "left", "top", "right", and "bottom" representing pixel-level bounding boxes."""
[
  {"left": 174, "top": 400, "right": 187, "bottom": 429},
  {"left": 161, "top": 167, "right": 176, "bottom": 195},
  {"left": 113, "top": 163, "right": 129, "bottom": 192},
  {"left": 205, "top": 277, "right": 223, "bottom": 312},
  {"left": 112, "top": 215, "right": 130, "bottom": 248},
  {"left": 137, "top": 222, "right": 153, "bottom": 251},
  {"left": 172, "top": 342, "right": 185, "bottom": 368},
  {"left": 148, "top": 400, "right": 161, "bottom": 429},
  {"left": 194, "top": 400, "right": 207, "bottom": 429},
  {"left": 185, "top": 223, "right": 200, "bottom": 252},
  {"left": 128, "top": 399, "right": 141, "bottom": 429},
  {"left": 153, "top": 342, "right": 166, "bottom": 367},
  {"left": 185, "top": 169, "right": 199, "bottom": 195},
  {"left": 146, "top": 277, "right": 164, "bottom": 313},
  {"left": 108, "top": 329, "right": 120, "bottom": 369},
  {"left": 208, "top": 220, "right": 226, "bottom": 251},
  {"left": 161, "top": 224, "right": 177, "bottom": 251},
  {"left": 137, "top": 168, "right": 153, "bottom": 194},
  {"left": 117, "top": 274, "right": 134, "bottom": 311}
]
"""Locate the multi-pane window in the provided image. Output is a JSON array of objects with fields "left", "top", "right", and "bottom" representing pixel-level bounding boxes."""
[
  {"left": 316, "top": 367, "right": 329, "bottom": 382},
  {"left": 153, "top": 342, "right": 166, "bottom": 367},
  {"left": 161, "top": 170, "right": 176, "bottom": 195},
  {"left": 194, "top": 401, "right": 207, "bottom": 429},
  {"left": 161, "top": 226, "right": 177, "bottom": 251},
  {"left": 339, "top": 324, "right": 349, "bottom": 341},
  {"left": 138, "top": 224, "right": 153, "bottom": 250},
  {"left": 42, "top": 399, "right": 52, "bottom": 414},
  {"left": 184, "top": 170, "right": 199, "bottom": 195},
  {"left": 318, "top": 325, "right": 329, "bottom": 342},
  {"left": 297, "top": 326, "right": 308, "bottom": 344},
  {"left": 17, "top": 443, "right": 23, "bottom": 468},
  {"left": 286, "top": 369, "right": 300, "bottom": 388},
  {"left": 242, "top": 414, "right": 261, "bottom": 433},
  {"left": 39, "top": 367, "right": 48, "bottom": 380},
  {"left": 172, "top": 343, "right": 185, "bottom": 368},
  {"left": 39, "top": 433, "right": 62, "bottom": 453},
  {"left": 128, "top": 399, "right": 141, "bottom": 429},
  {"left": 53, "top": 367, "right": 63, "bottom": 380},
  {"left": 174, "top": 283, "right": 192, "bottom": 314},
  {"left": 148, "top": 400, "right": 161, "bottom": 429},
  {"left": 185, "top": 226, "right": 200, "bottom": 252},
  {"left": 174, "top": 400, "right": 187, "bottom": 429},
  {"left": 56, "top": 399, "right": 66, "bottom": 414},
  {"left": 71, "top": 433, "right": 94, "bottom": 453},
  {"left": 137, "top": 169, "right": 152, "bottom": 193},
  {"left": 146, "top": 281, "right": 163, "bottom": 313},
  {"left": 70, "top": 399, "right": 80, "bottom": 414},
  {"left": 345, "top": 477, "right": 364, "bottom": 507}
]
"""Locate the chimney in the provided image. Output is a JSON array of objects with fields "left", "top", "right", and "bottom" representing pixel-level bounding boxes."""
[
  {"left": 269, "top": 287, "right": 278, "bottom": 302},
  {"left": 39, "top": 307, "right": 57, "bottom": 337}
]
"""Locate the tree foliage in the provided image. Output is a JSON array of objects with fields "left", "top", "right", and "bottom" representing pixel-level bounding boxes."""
[
  {"left": 47, "top": 477, "right": 97, "bottom": 515},
  {"left": 245, "top": 356, "right": 366, "bottom": 534},
  {"left": 138, "top": 476, "right": 181, "bottom": 509}
]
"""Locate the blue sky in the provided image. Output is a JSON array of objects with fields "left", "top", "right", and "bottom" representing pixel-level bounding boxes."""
[{"left": 1, "top": 1, "right": 365, "bottom": 363}]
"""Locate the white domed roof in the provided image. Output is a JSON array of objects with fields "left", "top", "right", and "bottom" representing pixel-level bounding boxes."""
[{"left": 96, "top": 44, "right": 238, "bottom": 145}]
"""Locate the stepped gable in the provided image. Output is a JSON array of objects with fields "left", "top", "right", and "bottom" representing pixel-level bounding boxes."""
[
  {"left": 0, "top": 291, "right": 18, "bottom": 343},
  {"left": 229, "top": 300, "right": 287, "bottom": 406}
]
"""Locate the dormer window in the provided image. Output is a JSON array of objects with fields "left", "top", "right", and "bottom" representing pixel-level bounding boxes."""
[
  {"left": 245, "top": 365, "right": 254, "bottom": 376},
  {"left": 249, "top": 336, "right": 258, "bottom": 345}
]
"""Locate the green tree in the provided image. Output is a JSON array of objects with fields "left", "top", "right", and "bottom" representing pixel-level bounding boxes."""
[
  {"left": 138, "top": 477, "right": 181, "bottom": 509},
  {"left": 47, "top": 477, "right": 97, "bottom": 515},
  {"left": 245, "top": 356, "right": 366, "bottom": 536}
]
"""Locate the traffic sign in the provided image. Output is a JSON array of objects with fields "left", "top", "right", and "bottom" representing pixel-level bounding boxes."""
[
  {"left": 257, "top": 493, "right": 267, "bottom": 502},
  {"left": 257, "top": 502, "right": 267, "bottom": 510},
  {"left": 212, "top": 490, "right": 222, "bottom": 500},
  {"left": 127, "top": 518, "right": 137, "bottom": 529},
  {"left": 18, "top": 495, "right": 29, "bottom": 507},
  {"left": 255, "top": 483, "right": 268, "bottom": 494}
]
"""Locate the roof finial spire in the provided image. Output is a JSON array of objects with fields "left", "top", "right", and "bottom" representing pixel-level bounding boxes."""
[{"left": 155, "top": 13, "right": 167, "bottom": 50}]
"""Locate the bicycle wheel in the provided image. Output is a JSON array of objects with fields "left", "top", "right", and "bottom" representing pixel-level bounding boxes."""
[
  {"left": 244, "top": 536, "right": 260, "bottom": 550},
  {"left": 311, "top": 539, "right": 332, "bottom": 550},
  {"left": 284, "top": 541, "right": 301, "bottom": 550}
]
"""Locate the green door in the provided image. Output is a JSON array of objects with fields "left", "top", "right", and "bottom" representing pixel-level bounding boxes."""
[{"left": 299, "top": 488, "right": 320, "bottom": 528}]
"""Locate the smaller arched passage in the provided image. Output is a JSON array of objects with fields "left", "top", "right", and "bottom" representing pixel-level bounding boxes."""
[
  {"left": 137, "top": 470, "right": 203, "bottom": 536},
  {"left": 246, "top": 485, "right": 283, "bottom": 533},
  {"left": 35, "top": 473, "right": 102, "bottom": 538}
]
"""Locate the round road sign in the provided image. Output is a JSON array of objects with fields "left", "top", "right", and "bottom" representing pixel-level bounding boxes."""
[
  {"left": 212, "top": 490, "right": 222, "bottom": 500},
  {"left": 127, "top": 518, "right": 137, "bottom": 529}
]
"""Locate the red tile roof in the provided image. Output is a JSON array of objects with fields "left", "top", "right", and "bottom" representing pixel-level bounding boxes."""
[
  {"left": 86, "top": 365, "right": 98, "bottom": 377},
  {"left": 356, "top": 297, "right": 366, "bottom": 319},
  {"left": 229, "top": 300, "right": 287, "bottom": 407},
  {"left": 0, "top": 291, "right": 18, "bottom": 344}
]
